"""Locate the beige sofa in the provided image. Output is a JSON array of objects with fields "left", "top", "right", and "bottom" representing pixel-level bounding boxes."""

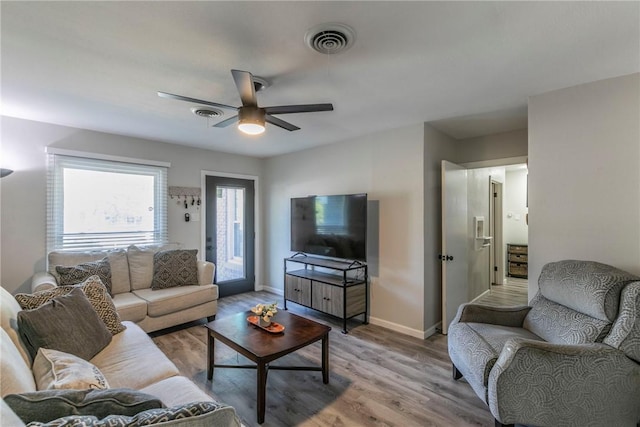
[
  {"left": 32, "top": 244, "right": 218, "bottom": 333},
  {"left": 0, "top": 286, "right": 241, "bottom": 426}
]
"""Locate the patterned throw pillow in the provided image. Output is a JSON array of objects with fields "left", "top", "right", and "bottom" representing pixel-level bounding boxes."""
[
  {"left": 15, "top": 275, "right": 126, "bottom": 335},
  {"left": 56, "top": 257, "right": 113, "bottom": 295},
  {"left": 151, "top": 249, "right": 199, "bottom": 290},
  {"left": 33, "top": 348, "right": 110, "bottom": 391}
]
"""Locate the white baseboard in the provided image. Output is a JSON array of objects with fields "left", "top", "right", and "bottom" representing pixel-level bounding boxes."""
[
  {"left": 471, "top": 289, "right": 491, "bottom": 303},
  {"left": 252, "top": 287, "right": 440, "bottom": 340},
  {"left": 257, "top": 285, "right": 283, "bottom": 296},
  {"left": 369, "top": 316, "right": 441, "bottom": 339}
]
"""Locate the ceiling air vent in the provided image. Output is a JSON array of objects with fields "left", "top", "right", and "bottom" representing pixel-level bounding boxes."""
[
  {"left": 190, "top": 107, "right": 223, "bottom": 119},
  {"left": 305, "top": 23, "right": 355, "bottom": 55}
]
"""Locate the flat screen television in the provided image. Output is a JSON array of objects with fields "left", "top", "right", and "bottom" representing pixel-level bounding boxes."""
[{"left": 290, "top": 193, "right": 367, "bottom": 262}]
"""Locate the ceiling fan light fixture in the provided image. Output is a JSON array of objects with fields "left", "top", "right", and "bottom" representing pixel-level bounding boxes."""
[{"left": 238, "top": 107, "right": 266, "bottom": 135}]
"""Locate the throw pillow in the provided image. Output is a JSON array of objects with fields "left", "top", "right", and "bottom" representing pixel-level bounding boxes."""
[
  {"left": 56, "top": 257, "right": 112, "bottom": 295},
  {"left": 15, "top": 275, "right": 126, "bottom": 335},
  {"left": 151, "top": 249, "right": 198, "bottom": 290},
  {"left": 17, "top": 288, "right": 112, "bottom": 361},
  {"left": 128, "top": 243, "right": 182, "bottom": 290},
  {"left": 4, "top": 388, "right": 164, "bottom": 424},
  {"left": 133, "top": 401, "right": 241, "bottom": 426},
  {"left": 33, "top": 348, "right": 110, "bottom": 391}
]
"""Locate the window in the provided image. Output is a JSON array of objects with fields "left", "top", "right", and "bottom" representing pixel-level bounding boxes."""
[{"left": 47, "top": 151, "right": 168, "bottom": 252}]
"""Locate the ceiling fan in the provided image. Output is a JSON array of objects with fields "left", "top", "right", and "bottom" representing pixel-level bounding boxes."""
[{"left": 158, "top": 69, "right": 334, "bottom": 135}]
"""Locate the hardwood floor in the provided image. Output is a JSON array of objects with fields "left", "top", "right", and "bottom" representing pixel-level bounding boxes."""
[
  {"left": 475, "top": 277, "right": 528, "bottom": 307},
  {"left": 152, "top": 282, "right": 528, "bottom": 427}
]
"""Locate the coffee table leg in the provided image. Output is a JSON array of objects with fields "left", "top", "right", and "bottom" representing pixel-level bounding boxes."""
[
  {"left": 322, "top": 333, "right": 329, "bottom": 384},
  {"left": 257, "top": 362, "right": 267, "bottom": 424},
  {"left": 207, "top": 332, "right": 214, "bottom": 380}
]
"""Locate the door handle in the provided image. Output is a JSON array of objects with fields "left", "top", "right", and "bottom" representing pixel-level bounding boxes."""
[{"left": 438, "top": 254, "right": 454, "bottom": 261}]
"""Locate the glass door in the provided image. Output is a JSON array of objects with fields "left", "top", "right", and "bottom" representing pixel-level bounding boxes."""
[{"left": 205, "top": 175, "right": 255, "bottom": 297}]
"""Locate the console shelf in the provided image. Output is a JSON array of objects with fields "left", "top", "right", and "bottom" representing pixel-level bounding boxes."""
[{"left": 284, "top": 255, "right": 368, "bottom": 333}]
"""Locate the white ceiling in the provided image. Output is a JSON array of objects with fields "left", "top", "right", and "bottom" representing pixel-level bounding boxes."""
[{"left": 2, "top": 1, "right": 638, "bottom": 158}]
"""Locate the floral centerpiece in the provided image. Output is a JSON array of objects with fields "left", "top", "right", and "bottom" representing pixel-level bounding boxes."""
[{"left": 250, "top": 302, "right": 278, "bottom": 327}]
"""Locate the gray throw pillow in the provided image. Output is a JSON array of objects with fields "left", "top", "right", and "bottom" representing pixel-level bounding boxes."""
[
  {"left": 15, "top": 275, "right": 126, "bottom": 335},
  {"left": 18, "top": 288, "right": 112, "bottom": 361},
  {"left": 4, "top": 388, "right": 163, "bottom": 424},
  {"left": 56, "top": 257, "right": 112, "bottom": 295},
  {"left": 151, "top": 249, "right": 199, "bottom": 290}
]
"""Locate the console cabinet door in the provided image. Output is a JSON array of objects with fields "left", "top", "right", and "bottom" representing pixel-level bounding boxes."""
[
  {"left": 312, "top": 282, "right": 343, "bottom": 317},
  {"left": 285, "top": 275, "right": 311, "bottom": 306}
]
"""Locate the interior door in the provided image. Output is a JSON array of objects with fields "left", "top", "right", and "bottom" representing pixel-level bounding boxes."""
[
  {"left": 205, "top": 175, "right": 255, "bottom": 297},
  {"left": 441, "top": 160, "right": 468, "bottom": 334}
]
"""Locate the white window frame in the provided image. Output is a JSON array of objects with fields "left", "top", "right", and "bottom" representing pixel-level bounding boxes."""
[{"left": 46, "top": 148, "right": 170, "bottom": 253}]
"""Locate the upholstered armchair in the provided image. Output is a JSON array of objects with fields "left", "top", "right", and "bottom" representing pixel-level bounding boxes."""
[{"left": 448, "top": 260, "right": 640, "bottom": 427}]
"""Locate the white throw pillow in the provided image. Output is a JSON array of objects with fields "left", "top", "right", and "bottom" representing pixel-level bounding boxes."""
[{"left": 33, "top": 348, "right": 110, "bottom": 390}]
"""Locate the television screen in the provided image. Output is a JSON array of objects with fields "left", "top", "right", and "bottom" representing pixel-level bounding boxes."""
[{"left": 290, "top": 193, "right": 367, "bottom": 261}]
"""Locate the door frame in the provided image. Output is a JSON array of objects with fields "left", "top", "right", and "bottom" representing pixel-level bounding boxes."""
[{"left": 201, "top": 170, "right": 261, "bottom": 292}]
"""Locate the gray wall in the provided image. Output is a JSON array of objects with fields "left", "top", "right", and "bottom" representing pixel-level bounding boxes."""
[
  {"left": 0, "top": 116, "right": 262, "bottom": 294},
  {"left": 455, "top": 129, "right": 528, "bottom": 164},
  {"left": 528, "top": 72, "right": 640, "bottom": 298},
  {"left": 264, "top": 124, "right": 429, "bottom": 337}
]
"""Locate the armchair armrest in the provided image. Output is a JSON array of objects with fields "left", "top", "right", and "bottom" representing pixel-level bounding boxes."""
[
  {"left": 31, "top": 272, "right": 58, "bottom": 293},
  {"left": 197, "top": 261, "right": 216, "bottom": 286},
  {"left": 452, "top": 303, "right": 531, "bottom": 327},
  {"left": 488, "top": 339, "right": 640, "bottom": 426}
]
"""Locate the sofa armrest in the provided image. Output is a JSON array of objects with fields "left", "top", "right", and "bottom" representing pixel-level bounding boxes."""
[
  {"left": 31, "top": 272, "right": 58, "bottom": 293},
  {"left": 197, "top": 261, "right": 216, "bottom": 286},
  {"left": 452, "top": 303, "right": 531, "bottom": 327},
  {"left": 488, "top": 338, "right": 640, "bottom": 426}
]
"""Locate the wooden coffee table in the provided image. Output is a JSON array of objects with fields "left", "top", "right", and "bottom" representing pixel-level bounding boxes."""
[{"left": 205, "top": 310, "right": 331, "bottom": 424}]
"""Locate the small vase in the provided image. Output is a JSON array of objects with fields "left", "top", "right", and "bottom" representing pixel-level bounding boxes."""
[{"left": 259, "top": 317, "right": 271, "bottom": 327}]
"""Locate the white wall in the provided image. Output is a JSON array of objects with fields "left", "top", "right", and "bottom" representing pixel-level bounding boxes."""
[
  {"left": 264, "top": 124, "right": 427, "bottom": 337},
  {"left": 0, "top": 116, "right": 262, "bottom": 294},
  {"left": 528, "top": 73, "right": 640, "bottom": 299},
  {"left": 504, "top": 168, "right": 529, "bottom": 248}
]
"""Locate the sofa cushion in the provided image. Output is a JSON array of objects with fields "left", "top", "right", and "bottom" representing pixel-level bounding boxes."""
[
  {"left": 128, "top": 244, "right": 181, "bottom": 291},
  {"left": 4, "top": 388, "right": 163, "bottom": 424},
  {"left": 0, "top": 328, "right": 37, "bottom": 396},
  {"left": 151, "top": 249, "right": 199, "bottom": 290},
  {"left": 18, "top": 288, "right": 113, "bottom": 361},
  {"left": 604, "top": 282, "right": 640, "bottom": 363},
  {"left": 33, "top": 348, "right": 109, "bottom": 391},
  {"left": 448, "top": 321, "right": 541, "bottom": 402},
  {"left": 111, "top": 292, "right": 147, "bottom": 323},
  {"left": 139, "top": 376, "right": 213, "bottom": 408},
  {"left": 49, "top": 249, "right": 131, "bottom": 296},
  {"left": 56, "top": 257, "right": 112, "bottom": 295},
  {"left": 538, "top": 260, "right": 638, "bottom": 322},
  {"left": 134, "top": 285, "right": 217, "bottom": 317},
  {"left": 90, "top": 321, "right": 179, "bottom": 390},
  {"left": 15, "top": 276, "right": 126, "bottom": 335},
  {"left": 523, "top": 294, "right": 611, "bottom": 345}
]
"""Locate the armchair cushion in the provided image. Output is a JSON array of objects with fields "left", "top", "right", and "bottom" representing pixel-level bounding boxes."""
[
  {"left": 538, "top": 260, "right": 637, "bottom": 321},
  {"left": 523, "top": 293, "right": 611, "bottom": 345}
]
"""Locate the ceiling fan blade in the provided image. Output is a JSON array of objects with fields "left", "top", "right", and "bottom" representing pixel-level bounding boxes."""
[
  {"left": 264, "top": 103, "right": 334, "bottom": 115},
  {"left": 231, "top": 69, "right": 257, "bottom": 108},
  {"left": 157, "top": 92, "right": 237, "bottom": 110},
  {"left": 213, "top": 115, "right": 239, "bottom": 128},
  {"left": 265, "top": 115, "right": 300, "bottom": 131}
]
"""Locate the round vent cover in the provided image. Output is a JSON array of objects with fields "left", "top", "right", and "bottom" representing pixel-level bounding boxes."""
[
  {"left": 190, "top": 107, "right": 224, "bottom": 118},
  {"left": 305, "top": 23, "right": 355, "bottom": 55}
]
